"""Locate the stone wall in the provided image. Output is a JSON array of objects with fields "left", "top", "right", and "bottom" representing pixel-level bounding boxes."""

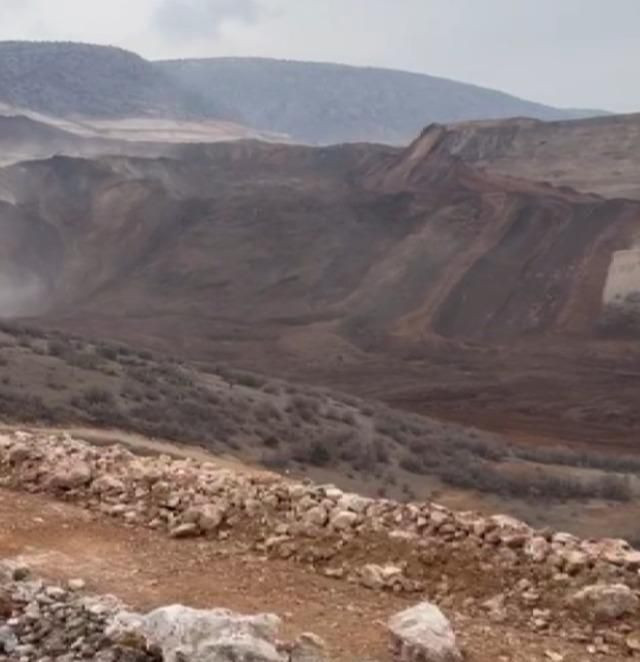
[{"left": 2, "top": 430, "right": 640, "bottom": 654}]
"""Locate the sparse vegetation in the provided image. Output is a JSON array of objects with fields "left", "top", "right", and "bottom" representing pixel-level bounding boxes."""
[{"left": 0, "top": 321, "right": 638, "bottom": 511}]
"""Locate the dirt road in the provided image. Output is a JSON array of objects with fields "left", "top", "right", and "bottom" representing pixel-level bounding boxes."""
[{"left": 0, "top": 486, "right": 593, "bottom": 661}]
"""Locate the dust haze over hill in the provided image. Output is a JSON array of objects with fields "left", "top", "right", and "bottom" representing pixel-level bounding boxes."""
[
  {"left": 157, "top": 57, "right": 607, "bottom": 144},
  {"left": 0, "top": 271, "right": 44, "bottom": 317},
  {"left": 0, "top": 41, "right": 607, "bottom": 145}
]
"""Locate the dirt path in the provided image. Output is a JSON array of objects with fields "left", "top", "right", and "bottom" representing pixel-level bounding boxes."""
[
  {"left": 0, "top": 486, "right": 594, "bottom": 662},
  {"left": 0, "top": 486, "right": 405, "bottom": 661}
]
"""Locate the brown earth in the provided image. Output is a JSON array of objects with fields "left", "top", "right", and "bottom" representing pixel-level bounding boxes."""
[
  {"left": 0, "top": 466, "right": 605, "bottom": 662},
  {"left": 0, "top": 112, "right": 639, "bottom": 478}
]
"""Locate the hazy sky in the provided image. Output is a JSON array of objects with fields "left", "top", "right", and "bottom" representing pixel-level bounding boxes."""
[{"left": 1, "top": 0, "right": 638, "bottom": 113}]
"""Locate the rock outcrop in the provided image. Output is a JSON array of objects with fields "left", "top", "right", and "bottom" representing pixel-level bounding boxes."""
[
  {"left": 0, "top": 559, "right": 329, "bottom": 662},
  {"left": 109, "top": 605, "right": 286, "bottom": 662},
  {"left": 388, "top": 602, "right": 462, "bottom": 662}
]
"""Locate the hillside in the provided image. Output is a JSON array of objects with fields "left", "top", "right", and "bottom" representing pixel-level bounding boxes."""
[
  {"left": 0, "top": 114, "right": 183, "bottom": 167},
  {"left": 0, "top": 41, "right": 227, "bottom": 120},
  {"left": 0, "top": 42, "right": 607, "bottom": 146},
  {"left": 1, "top": 114, "right": 640, "bottom": 451},
  {"left": 2, "top": 322, "right": 640, "bottom": 541},
  {"left": 158, "top": 57, "right": 606, "bottom": 144}
]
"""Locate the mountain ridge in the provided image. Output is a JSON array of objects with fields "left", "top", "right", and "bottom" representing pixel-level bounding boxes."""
[
  {"left": 157, "top": 55, "right": 609, "bottom": 144},
  {"left": 0, "top": 40, "right": 609, "bottom": 146}
]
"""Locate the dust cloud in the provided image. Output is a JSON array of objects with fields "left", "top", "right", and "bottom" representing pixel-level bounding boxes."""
[{"left": 0, "top": 272, "right": 46, "bottom": 318}]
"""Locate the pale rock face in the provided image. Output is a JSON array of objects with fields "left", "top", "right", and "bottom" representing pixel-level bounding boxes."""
[
  {"left": 552, "top": 532, "right": 579, "bottom": 546},
  {"left": 569, "top": 584, "right": 640, "bottom": 622},
  {"left": 336, "top": 493, "right": 371, "bottom": 514},
  {"left": 109, "top": 605, "right": 286, "bottom": 662},
  {"left": 561, "top": 550, "right": 589, "bottom": 575},
  {"left": 489, "top": 514, "right": 531, "bottom": 534},
  {"left": 388, "top": 602, "right": 462, "bottom": 662}
]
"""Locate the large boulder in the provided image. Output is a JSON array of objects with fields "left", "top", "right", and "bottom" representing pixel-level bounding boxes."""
[
  {"left": 388, "top": 602, "right": 462, "bottom": 662},
  {"left": 569, "top": 583, "right": 639, "bottom": 622},
  {"left": 108, "top": 605, "right": 286, "bottom": 662}
]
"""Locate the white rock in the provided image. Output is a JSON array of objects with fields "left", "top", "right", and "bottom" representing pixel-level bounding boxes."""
[
  {"left": 109, "top": 605, "right": 285, "bottom": 662},
  {"left": 67, "top": 578, "right": 86, "bottom": 592},
  {"left": 337, "top": 493, "right": 371, "bottom": 514},
  {"left": 388, "top": 602, "right": 462, "bottom": 662},
  {"left": 562, "top": 550, "right": 589, "bottom": 575},
  {"left": 552, "top": 532, "right": 579, "bottom": 546},
  {"left": 0, "top": 625, "right": 18, "bottom": 654},
  {"left": 489, "top": 514, "right": 530, "bottom": 534},
  {"left": 330, "top": 510, "right": 359, "bottom": 531},
  {"left": 359, "top": 564, "right": 403, "bottom": 590}
]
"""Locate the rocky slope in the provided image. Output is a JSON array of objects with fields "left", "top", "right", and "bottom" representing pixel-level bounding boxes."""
[
  {"left": 3, "top": 137, "right": 638, "bottom": 340},
  {"left": 419, "top": 114, "right": 640, "bottom": 200},
  {"left": 158, "top": 57, "right": 605, "bottom": 145},
  {"left": 1, "top": 429, "right": 640, "bottom": 660},
  {"left": 1, "top": 116, "right": 640, "bottom": 447}
]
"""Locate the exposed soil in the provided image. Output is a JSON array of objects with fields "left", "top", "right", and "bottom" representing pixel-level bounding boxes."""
[{"left": 0, "top": 485, "right": 598, "bottom": 662}]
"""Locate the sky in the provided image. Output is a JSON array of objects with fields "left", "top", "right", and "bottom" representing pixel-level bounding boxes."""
[{"left": 0, "top": 0, "right": 638, "bottom": 113}]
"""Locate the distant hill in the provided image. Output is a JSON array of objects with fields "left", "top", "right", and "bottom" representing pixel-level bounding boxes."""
[
  {"left": 158, "top": 57, "right": 608, "bottom": 144},
  {"left": 0, "top": 41, "right": 227, "bottom": 120},
  {"left": 0, "top": 42, "right": 607, "bottom": 145}
]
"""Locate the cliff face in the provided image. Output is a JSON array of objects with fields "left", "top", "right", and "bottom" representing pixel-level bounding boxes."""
[
  {"left": 413, "top": 114, "right": 640, "bottom": 201},
  {"left": 2, "top": 136, "right": 638, "bottom": 343}
]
